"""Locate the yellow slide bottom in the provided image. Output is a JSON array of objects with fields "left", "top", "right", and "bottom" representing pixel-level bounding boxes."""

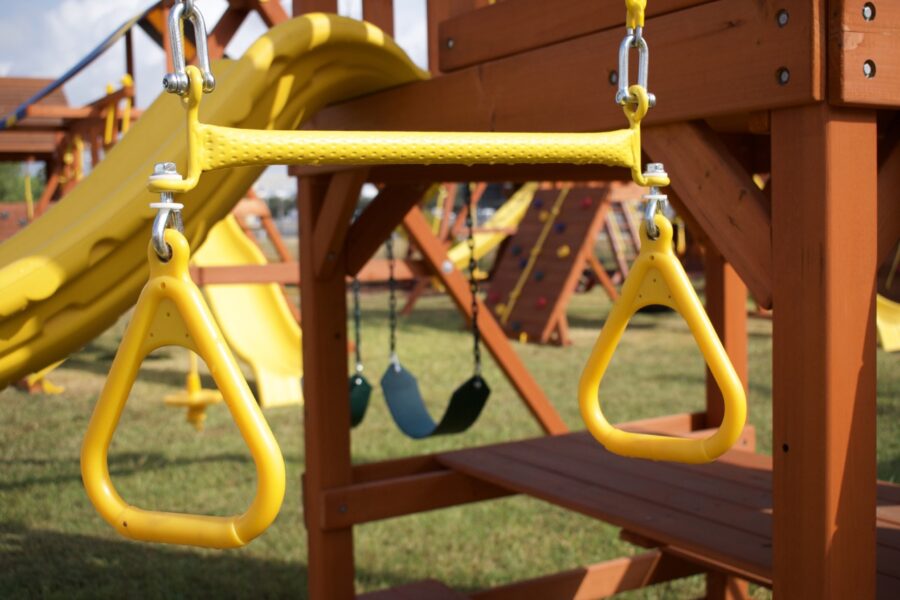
[
  {"left": 0, "top": 14, "right": 425, "bottom": 387},
  {"left": 877, "top": 294, "right": 900, "bottom": 353},
  {"left": 193, "top": 216, "right": 302, "bottom": 407},
  {"left": 446, "top": 183, "right": 537, "bottom": 269}
]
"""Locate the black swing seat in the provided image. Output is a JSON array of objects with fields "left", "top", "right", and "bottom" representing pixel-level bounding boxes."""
[{"left": 380, "top": 362, "right": 490, "bottom": 439}]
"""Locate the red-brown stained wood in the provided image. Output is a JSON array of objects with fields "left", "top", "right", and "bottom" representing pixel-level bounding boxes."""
[
  {"left": 438, "top": 0, "right": 713, "bottom": 72},
  {"left": 829, "top": 1, "right": 900, "bottom": 107},
  {"left": 403, "top": 206, "right": 569, "bottom": 434},
  {"left": 470, "top": 550, "right": 701, "bottom": 600},
  {"left": 298, "top": 176, "right": 355, "bottom": 600},
  {"left": 362, "top": 0, "right": 394, "bottom": 35},
  {"left": 207, "top": 7, "right": 250, "bottom": 59},
  {"left": 312, "top": 169, "right": 367, "bottom": 279},
  {"left": 426, "top": 0, "right": 487, "bottom": 74},
  {"left": 252, "top": 0, "right": 290, "bottom": 27},
  {"left": 294, "top": 0, "right": 337, "bottom": 13},
  {"left": 703, "top": 247, "right": 748, "bottom": 429},
  {"left": 642, "top": 121, "right": 773, "bottom": 308},
  {"left": 345, "top": 184, "right": 430, "bottom": 276},
  {"left": 312, "top": 0, "right": 821, "bottom": 135},
  {"left": 771, "top": 104, "right": 878, "bottom": 599}
]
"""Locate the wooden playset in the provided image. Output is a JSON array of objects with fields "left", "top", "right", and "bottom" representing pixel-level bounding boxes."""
[{"left": 0, "top": 0, "right": 898, "bottom": 598}]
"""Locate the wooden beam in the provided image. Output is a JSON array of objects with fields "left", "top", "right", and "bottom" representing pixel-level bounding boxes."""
[
  {"left": 438, "top": 0, "right": 712, "bottom": 72},
  {"left": 770, "top": 104, "right": 878, "bottom": 599},
  {"left": 321, "top": 469, "right": 511, "bottom": 530},
  {"left": 829, "top": 1, "right": 900, "bottom": 107},
  {"left": 703, "top": 247, "right": 748, "bottom": 429},
  {"left": 470, "top": 550, "right": 702, "bottom": 600},
  {"left": 345, "top": 183, "right": 430, "bottom": 276},
  {"left": 643, "top": 121, "right": 773, "bottom": 308},
  {"left": 298, "top": 175, "right": 355, "bottom": 600},
  {"left": 585, "top": 254, "right": 619, "bottom": 302},
  {"left": 426, "top": 0, "right": 486, "bottom": 74},
  {"left": 311, "top": 0, "right": 821, "bottom": 135},
  {"left": 362, "top": 0, "right": 393, "bottom": 35},
  {"left": 253, "top": 0, "right": 290, "bottom": 27},
  {"left": 403, "top": 207, "right": 569, "bottom": 435},
  {"left": 312, "top": 169, "right": 367, "bottom": 279},
  {"left": 294, "top": 0, "right": 337, "bottom": 12},
  {"left": 190, "top": 262, "right": 299, "bottom": 285},
  {"left": 208, "top": 7, "right": 250, "bottom": 60}
]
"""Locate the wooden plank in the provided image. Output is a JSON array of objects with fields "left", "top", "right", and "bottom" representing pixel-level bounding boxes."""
[
  {"left": 426, "top": 0, "right": 486, "bottom": 74},
  {"left": 321, "top": 469, "right": 511, "bottom": 529},
  {"left": 470, "top": 550, "right": 702, "bottom": 600},
  {"left": 402, "top": 207, "right": 569, "bottom": 435},
  {"left": 770, "top": 104, "right": 878, "bottom": 599},
  {"left": 312, "top": 0, "right": 821, "bottom": 135},
  {"left": 585, "top": 253, "right": 619, "bottom": 302},
  {"left": 829, "top": 1, "right": 900, "bottom": 107},
  {"left": 703, "top": 247, "right": 748, "bottom": 429},
  {"left": 345, "top": 184, "right": 430, "bottom": 276},
  {"left": 360, "top": 580, "right": 469, "bottom": 600},
  {"left": 207, "top": 7, "right": 250, "bottom": 59},
  {"left": 438, "top": 0, "right": 711, "bottom": 72},
  {"left": 642, "top": 121, "right": 773, "bottom": 308},
  {"left": 362, "top": 0, "right": 394, "bottom": 35},
  {"left": 190, "top": 262, "right": 299, "bottom": 285},
  {"left": 294, "top": 0, "right": 337, "bottom": 12},
  {"left": 312, "top": 169, "right": 367, "bottom": 279},
  {"left": 298, "top": 175, "right": 355, "bottom": 600}
]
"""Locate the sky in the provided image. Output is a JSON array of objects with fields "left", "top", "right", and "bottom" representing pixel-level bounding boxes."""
[{"left": 0, "top": 0, "right": 429, "bottom": 195}]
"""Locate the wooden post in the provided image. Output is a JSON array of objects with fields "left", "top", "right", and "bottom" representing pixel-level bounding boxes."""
[
  {"left": 298, "top": 175, "right": 355, "bottom": 600},
  {"left": 770, "top": 104, "right": 877, "bottom": 599},
  {"left": 362, "top": 0, "right": 394, "bottom": 35},
  {"left": 703, "top": 246, "right": 747, "bottom": 429}
]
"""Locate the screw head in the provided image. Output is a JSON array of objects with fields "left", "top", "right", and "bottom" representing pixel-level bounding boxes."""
[
  {"left": 777, "top": 67, "right": 791, "bottom": 85},
  {"left": 154, "top": 162, "right": 178, "bottom": 175},
  {"left": 445, "top": 38, "right": 455, "bottom": 49},
  {"left": 776, "top": 9, "right": 789, "bottom": 27},
  {"left": 608, "top": 70, "right": 619, "bottom": 85},
  {"left": 862, "top": 2, "right": 876, "bottom": 21}
]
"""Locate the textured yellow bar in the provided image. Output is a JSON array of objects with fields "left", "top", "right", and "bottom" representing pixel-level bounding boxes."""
[{"left": 198, "top": 124, "right": 638, "bottom": 170}]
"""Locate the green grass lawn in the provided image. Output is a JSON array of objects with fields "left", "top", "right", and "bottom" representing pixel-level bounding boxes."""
[{"left": 1, "top": 286, "right": 897, "bottom": 599}]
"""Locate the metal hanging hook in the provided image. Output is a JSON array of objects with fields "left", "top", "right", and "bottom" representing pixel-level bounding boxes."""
[
  {"left": 642, "top": 163, "right": 669, "bottom": 240},
  {"left": 163, "top": 0, "right": 216, "bottom": 95},
  {"left": 149, "top": 162, "right": 185, "bottom": 261}
]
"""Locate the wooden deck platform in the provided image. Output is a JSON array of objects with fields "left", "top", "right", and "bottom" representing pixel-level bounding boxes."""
[{"left": 437, "top": 432, "right": 900, "bottom": 597}]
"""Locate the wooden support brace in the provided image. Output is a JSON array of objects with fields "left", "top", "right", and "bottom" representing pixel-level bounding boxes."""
[
  {"left": 252, "top": 0, "right": 290, "bottom": 27},
  {"left": 312, "top": 169, "right": 368, "bottom": 280},
  {"left": 403, "top": 206, "right": 568, "bottom": 435},
  {"left": 345, "top": 183, "right": 430, "bottom": 276},
  {"left": 208, "top": 7, "right": 250, "bottom": 60},
  {"left": 643, "top": 121, "right": 773, "bottom": 308}
]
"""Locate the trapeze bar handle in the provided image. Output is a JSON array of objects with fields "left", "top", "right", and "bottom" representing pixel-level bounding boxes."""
[
  {"left": 81, "top": 230, "right": 285, "bottom": 548},
  {"left": 577, "top": 214, "right": 746, "bottom": 464},
  {"left": 148, "top": 67, "right": 662, "bottom": 194}
]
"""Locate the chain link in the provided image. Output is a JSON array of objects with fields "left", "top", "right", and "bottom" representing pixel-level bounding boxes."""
[
  {"left": 352, "top": 278, "right": 363, "bottom": 373},
  {"left": 386, "top": 234, "right": 398, "bottom": 364},
  {"left": 466, "top": 186, "right": 482, "bottom": 377}
]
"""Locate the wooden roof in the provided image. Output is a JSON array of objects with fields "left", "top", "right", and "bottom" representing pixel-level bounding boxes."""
[{"left": 0, "top": 77, "right": 68, "bottom": 159}]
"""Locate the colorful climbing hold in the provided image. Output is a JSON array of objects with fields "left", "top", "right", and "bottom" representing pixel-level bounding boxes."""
[
  {"left": 519, "top": 332, "right": 529, "bottom": 344},
  {"left": 519, "top": 258, "right": 528, "bottom": 269},
  {"left": 533, "top": 198, "right": 544, "bottom": 209},
  {"left": 511, "top": 245, "right": 522, "bottom": 256},
  {"left": 554, "top": 222, "right": 567, "bottom": 234},
  {"left": 511, "top": 321, "right": 522, "bottom": 332},
  {"left": 536, "top": 297, "right": 549, "bottom": 309},
  {"left": 539, "top": 210, "right": 551, "bottom": 223},
  {"left": 557, "top": 244, "right": 571, "bottom": 258},
  {"left": 580, "top": 197, "right": 593, "bottom": 209},
  {"left": 534, "top": 271, "right": 545, "bottom": 282}
]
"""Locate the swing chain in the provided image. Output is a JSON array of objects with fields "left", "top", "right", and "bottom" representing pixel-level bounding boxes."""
[
  {"left": 149, "top": 162, "right": 185, "bottom": 261},
  {"left": 465, "top": 186, "right": 482, "bottom": 377},
  {"left": 162, "top": 0, "right": 215, "bottom": 96},
  {"left": 386, "top": 234, "right": 399, "bottom": 370},
  {"left": 352, "top": 278, "right": 364, "bottom": 374}
]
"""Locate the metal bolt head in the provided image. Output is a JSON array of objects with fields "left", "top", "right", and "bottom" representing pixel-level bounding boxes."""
[
  {"left": 645, "top": 163, "right": 667, "bottom": 176},
  {"left": 776, "top": 9, "right": 789, "bottom": 27},
  {"left": 863, "top": 59, "right": 877, "bottom": 78},
  {"left": 445, "top": 38, "right": 455, "bottom": 49},
  {"left": 608, "top": 70, "right": 619, "bottom": 85},
  {"left": 862, "top": 3, "right": 876, "bottom": 21},
  {"left": 154, "top": 162, "right": 178, "bottom": 175},
  {"left": 777, "top": 67, "right": 791, "bottom": 85}
]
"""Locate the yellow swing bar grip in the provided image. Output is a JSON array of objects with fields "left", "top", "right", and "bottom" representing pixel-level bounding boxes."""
[
  {"left": 578, "top": 215, "right": 746, "bottom": 464},
  {"left": 81, "top": 230, "right": 285, "bottom": 548},
  {"left": 149, "top": 67, "right": 665, "bottom": 194}
]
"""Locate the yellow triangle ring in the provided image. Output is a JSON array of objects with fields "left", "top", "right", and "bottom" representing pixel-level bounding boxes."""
[{"left": 578, "top": 214, "right": 746, "bottom": 463}]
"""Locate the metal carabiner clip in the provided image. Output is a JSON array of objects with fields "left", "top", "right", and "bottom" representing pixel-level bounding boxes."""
[
  {"left": 162, "top": 0, "right": 216, "bottom": 96},
  {"left": 616, "top": 29, "right": 656, "bottom": 108}
]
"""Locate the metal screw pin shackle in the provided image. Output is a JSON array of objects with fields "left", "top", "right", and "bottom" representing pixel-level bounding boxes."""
[{"left": 162, "top": 0, "right": 216, "bottom": 95}]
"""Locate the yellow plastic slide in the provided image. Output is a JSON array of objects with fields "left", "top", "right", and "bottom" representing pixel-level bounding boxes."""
[
  {"left": 446, "top": 183, "right": 537, "bottom": 269},
  {"left": 0, "top": 14, "right": 426, "bottom": 387},
  {"left": 877, "top": 295, "right": 900, "bottom": 352},
  {"left": 192, "top": 215, "right": 302, "bottom": 407}
]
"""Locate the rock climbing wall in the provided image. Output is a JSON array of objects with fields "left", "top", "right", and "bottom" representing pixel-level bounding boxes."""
[{"left": 486, "top": 184, "right": 614, "bottom": 345}]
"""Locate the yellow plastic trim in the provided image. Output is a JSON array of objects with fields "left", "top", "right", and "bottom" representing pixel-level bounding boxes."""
[
  {"left": 81, "top": 229, "right": 285, "bottom": 548},
  {"left": 578, "top": 214, "right": 746, "bottom": 463},
  {"left": 148, "top": 68, "right": 659, "bottom": 194},
  {"left": 626, "top": 0, "right": 647, "bottom": 28},
  {"left": 121, "top": 74, "right": 133, "bottom": 135}
]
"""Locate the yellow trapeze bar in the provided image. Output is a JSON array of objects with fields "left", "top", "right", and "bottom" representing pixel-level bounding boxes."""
[
  {"left": 81, "top": 229, "right": 285, "bottom": 548},
  {"left": 148, "top": 67, "right": 669, "bottom": 195},
  {"left": 578, "top": 214, "right": 746, "bottom": 464}
]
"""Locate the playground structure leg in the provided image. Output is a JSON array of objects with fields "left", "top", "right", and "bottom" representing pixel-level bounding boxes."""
[{"left": 771, "top": 104, "right": 878, "bottom": 599}]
